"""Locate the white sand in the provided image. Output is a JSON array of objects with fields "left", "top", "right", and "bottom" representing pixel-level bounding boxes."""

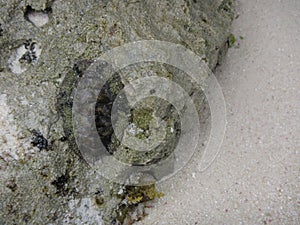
[{"left": 137, "top": 0, "right": 300, "bottom": 224}]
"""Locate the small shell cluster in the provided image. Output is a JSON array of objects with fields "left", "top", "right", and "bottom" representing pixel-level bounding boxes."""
[{"left": 8, "top": 39, "right": 42, "bottom": 74}]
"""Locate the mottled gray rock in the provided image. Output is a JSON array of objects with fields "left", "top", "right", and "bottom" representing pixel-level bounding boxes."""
[{"left": 0, "top": 0, "right": 234, "bottom": 224}]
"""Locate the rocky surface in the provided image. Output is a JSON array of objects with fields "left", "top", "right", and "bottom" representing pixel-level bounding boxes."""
[{"left": 0, "top": 0, "right": 234, "bottom": 224}]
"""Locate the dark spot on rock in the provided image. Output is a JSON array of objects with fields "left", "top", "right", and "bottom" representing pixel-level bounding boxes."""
[
  {"left": 94, "top": 195, "right": 104, "bottom": 205},
  {"left": 24, "top": 5, "right": 33, "bottom": 17},
  {"left": 6, "top": 178, "right": 17, "bottom": 192},
  {"left": 94, "top": 188, "right": 105, "bottom": 205},
  {"left": 23, "top": 213, "right": 31, "bottom": 223},
  {"left": 150, "top": 89, "right": 156, "bottom": 94},
  {"left": 20, "top": 52, "right": 34, "bottom": 64},
  {"left": 51, "top": 169, "right": 78, "bottom": 196},
  {"left": 73, "top": 63, "right": 83, "bottom": 77},
  {"left": 60, "top": 136, "right": 67, "bottom": 142},
  {"left": 94, "top": 188, "right": 103, "bottom": 195},
  {"left": 24, "top": 39, "right": 32, "bottom": 49},
  {"left": 31, "top": 130, "right": 48, "bottom": 150},
  {"left": 51, "top": 171, "right": 70, "bottom": 195},
  {"left": 0, "top": 23, "right": 3, "bottom": 36},
  {"left": 20, "top": 39, "right": 39, "bottom": 64}
]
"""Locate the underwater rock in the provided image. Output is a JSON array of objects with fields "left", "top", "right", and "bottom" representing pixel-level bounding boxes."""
[{"left": 0, "top": 0, "right": 235, "bottom": 224}]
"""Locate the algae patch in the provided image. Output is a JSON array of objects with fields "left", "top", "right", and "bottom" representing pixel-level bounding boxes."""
[
  {"left": 115, "top": 184, "right": 164, "bottom": 224},
  {"left": 228, "top": 33, "right": 237, "bottom": 48}
]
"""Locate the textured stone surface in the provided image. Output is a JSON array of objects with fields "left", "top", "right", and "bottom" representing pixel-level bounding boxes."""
[{"left": 0, "top": 0, "right": 234, "bottom": 224}]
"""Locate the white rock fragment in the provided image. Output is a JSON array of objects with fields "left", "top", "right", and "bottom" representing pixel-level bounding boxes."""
[
  {"left": 27, "top": 11, "right": 49, "bottom": 27},
  {"left": 8, "top": 41, "right": 42, "bottom": 74}
]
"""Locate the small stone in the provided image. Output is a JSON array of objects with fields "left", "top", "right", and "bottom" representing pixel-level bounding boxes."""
[
  {"left": 27, "top": 11, "right": 49, "bottom": 27},
  {"left": 25, "top": 6, "right": 49, "bottom": 27}
]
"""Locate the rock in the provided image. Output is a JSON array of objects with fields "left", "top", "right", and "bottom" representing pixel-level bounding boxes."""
[{"left": 0, "top": 0, "right": 235, "bottom": 224}]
